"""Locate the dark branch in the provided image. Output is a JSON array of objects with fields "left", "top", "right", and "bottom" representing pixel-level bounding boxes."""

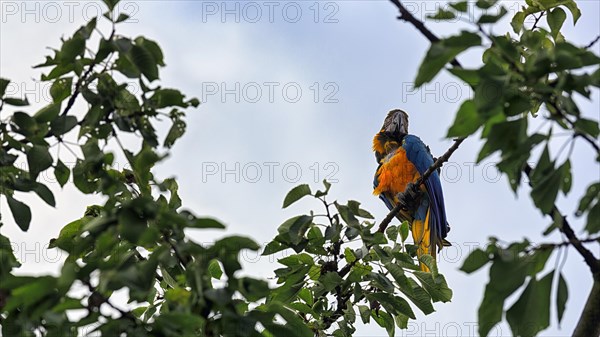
[
  {"left": 377, "top": 137, "right": 464, "bottom": 233},
  {"left": 524, "top": 164, "right": 600, "bottom": 274},
  {"left": 585, "top": 35, "right": 600, "bottom": 49},
  {"left": 61, "top": 28, "right": 115, "bottom": 117},
  {"left": 389, "top": 0, "right": 461, "bottom": 68}
]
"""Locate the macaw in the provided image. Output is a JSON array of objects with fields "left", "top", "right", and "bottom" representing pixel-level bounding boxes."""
[{"left": 372, "top": 109, "right": 450, "bottom": 272}]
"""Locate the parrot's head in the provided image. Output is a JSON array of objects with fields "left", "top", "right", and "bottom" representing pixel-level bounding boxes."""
[
  {"left": 381, "top": 109, "right": 409, "bottom": 134},
  {"left": 373, "top": 109, "right": 410, "bottom": 161}
]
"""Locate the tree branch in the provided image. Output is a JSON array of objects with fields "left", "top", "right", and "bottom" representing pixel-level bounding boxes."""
[
  {"left": 524, "top": 164, "right": 600, "bottom": 274},
  {"left": 377, "top": 137, "right": 464, "bottom": 233},
  {"left": 389, "top": 0, "right": 461, "bottom": 67},
  {"left": 585, "top": 35, "right": 600, "bottom": 49}
]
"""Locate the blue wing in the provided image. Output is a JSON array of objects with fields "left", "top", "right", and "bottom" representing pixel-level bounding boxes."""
[{"left": 402, "top": 135, "right": 449, "bottom": 243}]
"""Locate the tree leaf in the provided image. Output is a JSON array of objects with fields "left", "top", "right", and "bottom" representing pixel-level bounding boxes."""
[
  {"left": 33, "top": 183, "right": 56, "bottom": 207},
  {"left": 54, "top": 160, "right": 70, "bottom": 187},
  {"left": 208, "top": 259, "right": 223, "bottom": 279},
  {"left": 415, "top": 31, "right": 481, "bottom": 87},
  {"left": 556, "top": 272, "right": 568, "bottom": 326},
  {"left": 506, "top": 272, "right": 552, "bottom": 337},
  {"left": 130, "top": 44, "right": 159, "bottom": 81},
  {"left": 460, "top": 248, "right": 490, "bottom": 273},
  {"left": 283, "top": 184, "right": 311, "bottom": 208},
  {"left": 50, "top": 77, "right": 73, "bottom": 103},
  {"left": 447, "top": 100, "right": 481, "bottom": 137},
  {"left": 27, "top": 145, "right": 53, "bottom": 178},
  {"left": 511, "top": 11, "right": 526, "bottom": 34},
  {"left": 6, "top": 195, "right": 32, "bottom": 231},
  {"left": 547, "top": 7, "right": 566, "bottom": 39},
  {"left": 0, "top": 78, "right": 9, "bottom": 97}
]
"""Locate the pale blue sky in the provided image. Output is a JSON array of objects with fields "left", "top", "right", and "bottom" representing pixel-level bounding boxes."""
[{"left": 1, "top": 1, "right": 599, "bottom": 336}]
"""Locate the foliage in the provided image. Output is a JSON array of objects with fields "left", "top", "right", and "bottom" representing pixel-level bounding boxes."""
[
  {"left": 0, "top": 1, "right": 308, "bottom": 335},
  {"left": 264, "top": 181, "right": 452, "bottom": 336},
  {"left": 0, "top": 1, "right": 452, "bottom": 336},
  {"left": 417, "top": 0, "right": 600, "bottom": 336}
]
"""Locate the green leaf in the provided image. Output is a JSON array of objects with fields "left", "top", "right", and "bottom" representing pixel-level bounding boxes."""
[
  {"left": 506, "top": 272, "right": 552, "bottom": 337},
  {"left": 415, "top": 31, "right": 481, "bottom": 87},
  {"left": 0, "top": 78, "right": 9, "bottom": 97},
  {"left": 34, "top": 102, "right": 62, "bottom": 123},
  {"left": 151, "top": 88, "right": 187, "bottom": 108},
  {"left": 33, "top": 183, "right": 56, "bottom": 207},
  {"left": 262, "top": 240, "right": 287, "bottom": 256},
  {"left": 164, "top": 119, "right": 186, "bottom": 148},
  {"left": 511, "top": 11, "right": 526, "bottom": 33},
  {"left": 208, "top": 259, "right": 223, "bottom": 279},
  {"left": 283, "top": 184, "right": 312, "bottom": 208},
  {"left": 116, "top": 13, "right": 130, "bottom": 23},
  {"left": 547, "top": 7, "right": 566, "bottom": 39},
  {"left": 427, "top": 9, "right": 456, "bottom": 20},
  {"left": 478, "top": 250, "right": 530, "bottom": 337},
  {"left": 51, "top": 115, "right": 78, "bottom": 136},
  {"left": 399, "top": 221, "right": 409, "bottom": 242},
  {"left": 239, "top": 277, "right": 270, "bottom": 302},
  {"left": 460, "top": 248, "right": 490, "bottom": 273},
  {"left": 574, "top": 118, "right": 600, "bottom": 138},
  {"left": 319, "top": 272, "right": 343, "bottom": 291},
  {"left": 118, "top": 207, "right": 147, "bottom": 244},
  {"left": 135, "top": 37, "right": 165, "bottom": 66},
  {"left": 556, "top": 272, "right": 568, "bottom": 325},
  {"left": 50, "top": 77, "right": 73, "bottom": 103},
  {"left": 102, "top": 0, "right": 120, "bottom": 10},
  {"left": 414, "top": 271, "right": 452, "bottom": 303},
  {"left": 563, "top": 0, "right": 581, "bottom": 24},
  {"left": 559, "top": 160, "right": 571, "bottom": 194},
  {"left": 531, "top": 165, "right": 562, "bottom": 215},
  {"left": 27, "top": 145, "right": 53, "bottom": 178},
  {"left": 475, "top": 0, "right": 497, "bottom": 9},
  {"left": 4, "top": 96, "right": 29, "bottom": 106},
  {"left": 188, "top": 217, "right": 226, "bottom": 229},
  {"left": 447, "top": 100, "right": 481, "bottom": 137},
  {"left": 6, "top": 195, "right": 32, "bottom": 231},
  {"left": 344, "top": 247, "right": 356, "bottom": 263},
  {"left": 358, "top": 305, "right": 371, "bottom": 324},
  {"left": 278, "top": 215, "right": 312, "bottom": 245},
  {"left": 577, "top": 183, "right": 599, "bottom": 215},
  {"left": 449, "top": 1, "right": 468, "bottom": 12},
  {"left": 131, "top": 44, "right": 159, "bottom": 81},
  {"left": 365, "top": 292, "right": 416, "bottom": 319},
  {"left": 586, "top": 203, "right": 600, "bottom": 233},
  {"left": 54, "top": 160, "right": 70, "bottom": 187},
  {"left": 60, "top": 36, "right": 85, "bottom": 63},
  {"left": 478, "top": 6, "right": 507, "bottom": 24}
]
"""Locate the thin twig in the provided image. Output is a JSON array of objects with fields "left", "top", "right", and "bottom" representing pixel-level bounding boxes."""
[
  {"left": 531, "top": 12, "right": 545, "bottom": 31},
  {"left": 389, "top": 0, "right": 461, "bottom": 67},
  {"left": 585, "top": 35, "right": 600, "bottom": 49},
  {"left": 377, "top": 137, "right": 464, "bottom": 233}
]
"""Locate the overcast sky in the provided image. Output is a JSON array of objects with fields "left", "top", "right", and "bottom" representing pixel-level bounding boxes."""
[{"left": 1, "top": 1, "right": 599, "bottom": 336}]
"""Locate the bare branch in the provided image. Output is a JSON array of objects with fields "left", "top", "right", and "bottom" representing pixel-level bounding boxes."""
[
  {"left": 389, "top": 0, "right": 461, "bottom": 68},
  {"left": 585, "top": 35, "right": 600, "bottom": 49}
]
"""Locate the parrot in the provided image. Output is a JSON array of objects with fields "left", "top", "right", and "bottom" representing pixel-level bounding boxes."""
[{"left": 372, "top": 109, "right": 450, "bottom": 272}]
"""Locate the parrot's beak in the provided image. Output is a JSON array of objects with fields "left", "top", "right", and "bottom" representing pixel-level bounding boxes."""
[{"left": 382, "top": 109, "right": 409, "bottom": 134}]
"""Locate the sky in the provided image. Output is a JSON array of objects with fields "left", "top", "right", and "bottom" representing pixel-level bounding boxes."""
[{"left": 1, "top": 1, "right": 599, "bottom": 336}]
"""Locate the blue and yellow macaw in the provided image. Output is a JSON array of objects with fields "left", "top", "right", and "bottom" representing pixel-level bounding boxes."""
[{"left": 373, "top": 109, "right": 450, "bottom": 272}]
